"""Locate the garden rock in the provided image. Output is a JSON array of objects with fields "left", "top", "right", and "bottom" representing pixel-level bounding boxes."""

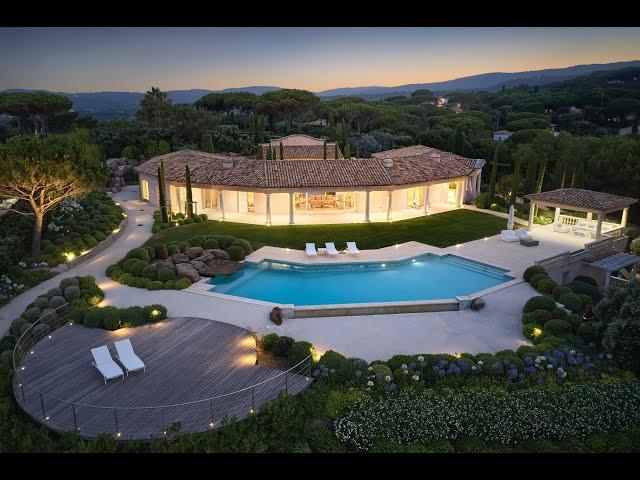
[
  {"left": 471, "top": 297, "right": 486, "bottom": 311},
  {"left": 176, "top": 263, "right": 200, "bottom": 283},
  {"left": 197, "top": 266, "right": 217, "bottom": 277},
  {"left": 185, "top": 247, "right": 203, "bottom": 259},
  {"left": 204, "top": 259, "right": 243, "bottom": 276},
  {"left": 171, "top": 253, "right": 190, "bottom": 264},
  {"left": 194, "top": 253, "right": 217, "bottom": 263},
  {"left": 151, "top": 259, "right": 176, "bottom": 271},
  {"left": 189, "top": 260, "right": 204, "bottom": 270},
  {"left": 211, "top": 249, "right": 230, "bottom": 260}
]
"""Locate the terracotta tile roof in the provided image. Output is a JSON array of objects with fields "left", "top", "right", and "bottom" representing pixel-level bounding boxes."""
[
  {"left": 260, "top": 144, "right": 343, "bottom": 160},
  {"left": 372, "top": 144, "right": 479, "bottom": 169},
  {"left": 525, "top": 188, "right": 637, "bottom": 212},
  {"left": 137, "top": 146, "right": 476, "bottom": 191}
]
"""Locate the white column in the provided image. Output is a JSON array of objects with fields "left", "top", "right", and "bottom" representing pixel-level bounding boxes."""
[
  {"left": 364, "top": 191, "right": 371, "bottom": 223},
  {"left": 457, "top": 179, "right": 465, "bottom": 208},
  {"left": 554, "top": 207, "right": 561, "bottom": 223},
  {"left": 218, "top": 190, "right": 225, "bottom": 221},
  {"left": 476, "top": 171, "right": 482, "bottom": 193},
  {"left": 587, "top": 212, "right": 593, "bottom": 221},
  {"left": 595, "top": 213, "right": 603, "bottom": 239},
  {"left": 621, "top": 207, "right": 629, "bottom": 229},
  {"left": 266, "top": 193, "right": 272, "bottom": 226},
  {"left": 424, "top": 185, "right": 430, "bottom": 214},
  {"left": 289, "top": 192, "right": 295, "bottom": 225},
  {"left": 528, "top": 202, "right": 535, "bottom": 231},
  {"left": 386, "top": 190, "right": 393, "bottom": 222}
]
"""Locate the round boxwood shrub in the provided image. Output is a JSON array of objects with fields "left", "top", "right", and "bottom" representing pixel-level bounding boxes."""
[
  {"left": 163, "top": 280, "right": 176, "bottom": 290},
  {"left": 544, "top": 319, "right": 571, "bottom": 337},
  {"left": 578, "top": 321, "right": 602, "bottom": 343},
  {"left": 537, "top": 277, "right": 557, "bottom": 294},
  {"left": 59, "top": 277, "right": 79, "bottom": 290},
  {"left": 131, "top": 277, "right": 151, "bottom": 289},
  {"left": 39, "top": 307, "right": 56, "bottom": 323},
  {"left": 129, "top": 260, "right": 148, "bottom": 277},
  {"left": 262, "top": 333, "right": 279, "bottom": 351},
  {"left": 154, "top": 244, "right": 169, "bottom": 259},
  {"left": 551, "top": 307, "right": 568, "bottom": 319},
  {"left": 227, "top": 245, "right": 245, "bottom": 261},
  {"left": 218, "top": 235, "right": 237, "bottom": 249},
  {"left": 522, "top": 323, "right": 540, "bottom": 340},
  {"left": 64, "top": 285, "right": 81, "bottom": 302},
  {"left": 122, "top": 257, "right": 139, "bottom": 273},
  {"left": 174, "top": 278, "right": 192, "bottom": 289},
  {"left": 31, "top": 323, "right": 50, "bottom": 340},
  {"left": 125, "top": 247, "right": 150, "bottom": 262},
  {"left": 231, "top": 238, "right": 253, "bottom": 255},
  {"left": 119, "top": 273, "right": 134, "bottom": 285},
  {"left": 199, "top": 214, "right": 208, "bottom": 222},
  {"left": 203, "top": 238, "right": 219, "bottom": 250},
  {"left": 34, "top": 297, "right": 50, "bottom": 310},
  {"left": 522, "top": 309, "right": 553, "bottom": 326},
  {"left": 143, "top": 305, "right": 167, "bottom": 322},
  {"left": 10, "top": 318, "right": 26, "bottom": 337},
  {"left": 552, "top": 285, "right": 572, "bottom": 301},
  {"left": 290, "top": 341, "right": 313, "bottom": 366},
  {"left": 578, "top": 293, "right": 594, "bottom": 308},
  {"left": 140, "top": 266, "right": 158, "bottom": 280},
  {"left": 48, "top": 295, "right": 66, "bottom": 309},
  {"left": 574, "top": 275, "right": 598, "bottom": 287},
  {"left": 94, "top": 231, "right": 106, "bottom": 242},
  {"left": 567, "top": 281, "right": 602, "bottom": 302},
  {"left": 83, "top": 235, "right": 98, "bottom": 248},
  {"left": 529, "top": 273, "right": 549, "bottom": 289},
  {"left": 559, "top": 292, "right": 583, "bottom": 313},
  {"left": 566, "top": 314, "right": 582, "bottom": 330},
  {"left": 147, "top": 280, "right": 164, "bottom": 291},
  {"left": 273, "top": 336, "right": 295, "bottom": 356},
  {"left": 167, "top": 243, "right": 181, "bottom": 255},
  {"left": 523, "top": 265, "right": 546, "bottom": 282},
  {"left": 522, "top": 296, "right": 556, "bottom": 313},
  {"left": 157, "top": 267, "right": 175, "bottom": 282},
  {"left": 630, "top": 238, "right": 640, "bottom": 255},
  {"left": 47, "top": 287, "right": 63, "bottom": 298},
  {"left": 188, "top": 235, "right": 206, "bottom": 247},
  {"left": 24, "top": 306, "right": 42, "bottom": 323},
  {"left": 626, "top": 227, "right": 639, "bottom": 240}
]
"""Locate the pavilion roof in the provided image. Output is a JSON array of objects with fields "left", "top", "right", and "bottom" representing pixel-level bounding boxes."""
[{"left": 525, "top": 188, "right": 637, "bottom": 213}]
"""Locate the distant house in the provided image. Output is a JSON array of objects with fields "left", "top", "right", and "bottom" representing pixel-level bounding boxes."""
[
  {"left": 492, "top": 130, "right": 513, "bottom": 142},
  {"left": 569, "top": 106, "right": 583, "bottom": 115},
  {"left": 303, "top": 119, "right": 327, "bottom": 127},
  {"left": 437, "top": 97, "right": 449, "bottom": 108}
]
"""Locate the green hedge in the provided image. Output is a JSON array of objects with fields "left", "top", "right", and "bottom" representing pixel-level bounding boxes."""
[{"left": 70, "top": 304, "right": 167, "bottom": 330}]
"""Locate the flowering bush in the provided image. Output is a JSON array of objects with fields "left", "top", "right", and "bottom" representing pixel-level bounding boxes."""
[{"left": 335, "top": 379, "right": 640, "bottom": 451}]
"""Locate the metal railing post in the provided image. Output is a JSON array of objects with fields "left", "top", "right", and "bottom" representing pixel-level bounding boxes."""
[
  {"left": 251, "top": 387, "right": 255, "bottom": 413},
  {"left": 162, "top": 408, "right": 166, "bottom": 433},
  {"left": 114, "top": 409, "right": 119, "bottom": 435},
  {"left": 72, "top": 403, "right": 78, "bottom": 431},
  {"left": 285, "top": 371, "right": 288, "bottom": 392},
  {"left": 20, "top": 384, "right": 26, "bottom": 402},
  {"left": 210, "top": 399, "right": 214, "bottom": 426},
  {"left": 40, "top": 393, "right": 46, "bottom": 420}
]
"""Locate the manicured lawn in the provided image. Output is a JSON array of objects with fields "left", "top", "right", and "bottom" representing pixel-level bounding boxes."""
[{"left": 145, "top": 209, "right": 506, "bottom": 250}]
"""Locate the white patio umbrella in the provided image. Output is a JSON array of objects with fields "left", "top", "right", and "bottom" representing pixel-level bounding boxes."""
[{"left": 507, "top": 204, "right": 515, "bottom": 231}]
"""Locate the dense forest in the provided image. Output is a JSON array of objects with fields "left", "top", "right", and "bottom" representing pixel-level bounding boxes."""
[{"left": 1, "top": 67, "right": 639, "bottom": 220}]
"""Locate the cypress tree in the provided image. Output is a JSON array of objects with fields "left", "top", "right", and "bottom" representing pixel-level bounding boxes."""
[
  {"left": 323, "top": 141, "right": 327, "bottom": 160},
  {"left": 158, "top": 161, "right": 169, "bottom": 223},
  {"left": 488, "top": 145, "right": 499, "bottom": 198},
  {"left": 334, "top": 143, "right": 339, "bottom": 160},
  {"left": 185, "top": 165, "right": 193, "bottom": 219},
  {"left": 257, "top": 144, "right": 264, "bottom": 160},
  {"left": 524, "top": 155, "right": 537, "bottom": 194},
  {"left": 279, "top": 141, "right": 284, "bottom": 160},
  {"left": 344, "top": 143, "right": 351, "bottom": 159},
  {"left": 509, "top": 155, "right": 521, "bottom": 205},
  {"left": 201, "top": 133, "right": 214, "bottom": 153},
  {"left": 534, "top": 158, "right": 547, "bottom": 194}
]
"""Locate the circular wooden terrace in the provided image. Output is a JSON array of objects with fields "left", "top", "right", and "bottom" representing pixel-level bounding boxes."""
[{"left": 13, "top": 317, "right": 312, "bottom": 440}]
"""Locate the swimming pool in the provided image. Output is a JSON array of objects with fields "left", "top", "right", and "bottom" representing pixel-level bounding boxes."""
[{"left": 207, "top": 254, "right": 513, "bottom": 306}]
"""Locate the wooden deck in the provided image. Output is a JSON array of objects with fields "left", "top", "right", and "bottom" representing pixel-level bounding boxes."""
[{"left": 13, "top": 317, "right": 312, "bottom": 440}]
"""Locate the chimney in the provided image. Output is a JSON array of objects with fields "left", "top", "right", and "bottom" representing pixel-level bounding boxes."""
[
  {"left": 222, "top": 158, "right": 234, "bottom": 169},
  {"left": 382, "top": 158, "right": 393, "bottom": 168}
]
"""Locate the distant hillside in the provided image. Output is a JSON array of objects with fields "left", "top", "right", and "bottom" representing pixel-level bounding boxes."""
[
  {"left": 4, "top": 60, "right": 639, "bottom": 119},
  {"left": 316, "top": 60, "right": 640, "bottom": 98}
]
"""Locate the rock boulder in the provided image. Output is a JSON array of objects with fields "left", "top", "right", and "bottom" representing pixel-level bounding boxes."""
[
  {"left": 171, "top": 253, "right": 190, "bottom": 264},
  {"left": 176, "top": 263, "right": 200, "bottom": 283},
  {"left": 185, "top": 246, "right": 204, "bottom": 259}
]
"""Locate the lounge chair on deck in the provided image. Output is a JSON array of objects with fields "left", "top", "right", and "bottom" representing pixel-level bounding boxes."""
[
  {"left": 515, "top": 227, "right": 534, "bottom": 242},
  {"left": 114, "top": 339, "right": 146, "bottom": 376},
  {"left": 500, "top": 230, "right": 519, "bottom": 243},
  {"left": 91, "top": 346, "right": 125, "bottom": 384},
  {"left": 305, "top": 243, "right": 317, "bottom": 256},
  {"left": 346, "top": 242, "right": 360, "bottom": 254},
  {"left": 325, "top": 242, "right": 340, "bottom": 256}
]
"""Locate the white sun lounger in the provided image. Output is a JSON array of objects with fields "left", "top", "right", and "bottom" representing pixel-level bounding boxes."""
[
  {"left": 91, "top": 345, "right": 125, "bottom": 384},
  {"left": 305, "top": 243, "right": 317, "bottom": 256},
  {"left": 499, "top": 230, "right": 519, "bottom": 243},
  {"left": 346, "top": 242, "right": 360, "bottom": 254},
  {"left": 114, "top": 339, "right": 146, "bottom": 376},
  {"left": 325, "top": 242, "right": 340, "bottom": 255},
  {"left": 515, "top": 227, "right": 534, "bottom": 242}
]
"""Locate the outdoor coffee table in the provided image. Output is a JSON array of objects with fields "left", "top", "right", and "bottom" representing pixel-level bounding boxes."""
[
  {"left": 520, "top": 238, "right": 539, "bottom": 247},
  {"left": 317, "top": 248, "right": 327, "bottom": 255}
]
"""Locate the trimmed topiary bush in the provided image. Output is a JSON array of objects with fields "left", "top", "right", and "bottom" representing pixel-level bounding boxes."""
[
  {"left": 188, "top": 235, "right": 206, "bottom": 247},
  {"left": 551, "top": 307, "right": 568, "bottom": 319},
  {"left": 140, "top": 266, "right": 157, "bottom": 280},
  {"left": 559, "top": 292, "right": 583, "bottom": 313},
  {"left": 48, "top": 295, "right": 66, "bottom": 309},
  {"left": 537, "top": 277, "right": 558, "bottom": 294},
  {"left": 59, "top": 277, "right": 79, "bottom": 290},
  {"left": 129, "top": 260, "right": 148, "bottom": 277},
  {"left": 147, "top": 280, "right": 164, "bottom": 291},
  {"left": 157, "top": 267, "right": 175, "bottom": 282},
  {"left": 574, "top": 275, "right": 598, "bottom": 287},
  {"left": 262, "top": 333, "right": 279, "bottom": 352},
  {"left": 273, "top": 336, "right": 295, "bottom": 356},
  {"left": 24, "top": 306, "right": 42, "bottom": 323},
  {"left": 529, "top": 273, "right": 549, "bottom": 289},
  {"left": 552, "top": 285, "right": 572, "bottom": 301},
  {"left": 217, "top": 235, "right": 237, "bottom": 249},
  {"left": 522, "top": 309, "right": 553, "bottom": 326},
  {"left": 34, "top": 297, "right": 50, "bottom": 310},
  {"left": 578, "top": 321, "right": 602, "bottom": 343},
  {"left": 523, "top": 265, "right": 546, "bottom": 282},
  {"left": 231, "top": 238, "right": 253, "bottom": 255},
  {"left": 371, "top": 363, "right": 393, "bottom": 382},
  {"left": 63, "top": 285, "right": 81, "bottom": 302},
  {"left": 290, "top": 341, "right": 313, "bottom": 366},
  {"left": 522, "top": 296, "right": 556, "bottom": 313},
  {"left": 174, "top": 278, "right": 192, "bottom": 289},
  {"left": 523, "top": 323, "right": 540, "bottom": 340},
  {"left": 31, "top": 323, "right": 50, "bottom": 340},
  {"left": 125, "top": 247, "right": 150, "bottom": 262},
  {"left": 47, "top": 287, "right": 63, "bottom": 298},
  {"left": 203, "top": 238, "right": 219, "bottom": 249},
  {"left": 567, "top": 281, "right": 602, "bottom": 302},
  {"left": 227, "top": 245, "right": 245, "bottom": 261},
  {"left": 544, "top": 319, "right": 571, "bottom": 337}
]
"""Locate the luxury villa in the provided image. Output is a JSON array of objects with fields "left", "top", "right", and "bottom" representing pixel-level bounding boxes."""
[{"left": 136, "top": 134, "right": 485, "bottom": 225}]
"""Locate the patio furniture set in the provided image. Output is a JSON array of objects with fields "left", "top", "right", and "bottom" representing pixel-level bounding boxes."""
[
  {"left": 500, "top": 227, "right": 539, "bottom": 247},
  {"left": 91, "top": 339, "right": 146, "bottom": 384},
  {"left": 305, "top": 241, "right": 361, "bottom": 256}
]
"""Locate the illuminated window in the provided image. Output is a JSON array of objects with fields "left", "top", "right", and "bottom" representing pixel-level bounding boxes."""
[
  {"left": 202, "top": 189, "right": 217, "bottom": 209},
  {"left": 141, "top": 179, "right": 149, "bottom": 201}
]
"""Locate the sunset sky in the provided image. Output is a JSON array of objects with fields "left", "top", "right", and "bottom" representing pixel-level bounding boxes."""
[{"left": 1, "top": 27, "right": 639, "bottom": 92}]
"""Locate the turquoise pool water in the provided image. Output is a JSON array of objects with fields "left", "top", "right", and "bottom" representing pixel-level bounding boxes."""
[{"left": 207, "top": 254, "right": 512, "bottom": 306}]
